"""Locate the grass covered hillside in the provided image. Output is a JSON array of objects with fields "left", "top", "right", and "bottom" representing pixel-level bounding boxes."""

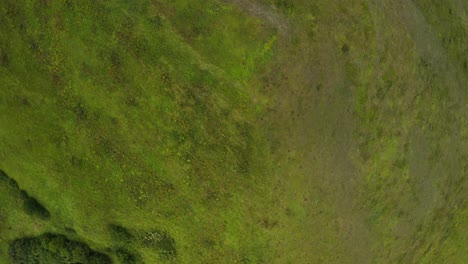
[{"left": 0, "top": 0, "right": 466, "bottom": 263}]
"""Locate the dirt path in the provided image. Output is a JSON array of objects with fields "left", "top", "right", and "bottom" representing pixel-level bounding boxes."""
[
  {"left": 255, "top": 7, "right": 372, "bottom": 263},
  {"left": 222, "top": 0, "right": 291, "bottom": 36},
  {"left": 397, "top": 0, "right": 467, "bottom": 102},
  {"left": 372, "top": 0, "right": 467, "bottom": 106}
]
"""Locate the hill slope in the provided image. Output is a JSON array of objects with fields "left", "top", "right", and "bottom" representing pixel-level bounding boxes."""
[{"left": 1, "top": 0, "right": 466, "bottom": 263}]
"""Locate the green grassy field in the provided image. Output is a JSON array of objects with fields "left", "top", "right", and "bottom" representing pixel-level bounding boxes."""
[{"left": 0, "top": 0, "right": 466, "bottom": 263}]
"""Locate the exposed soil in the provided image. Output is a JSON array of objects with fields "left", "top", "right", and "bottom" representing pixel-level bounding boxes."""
[{"left": 223, "top": 0, "right": 291, "bottom": 36}]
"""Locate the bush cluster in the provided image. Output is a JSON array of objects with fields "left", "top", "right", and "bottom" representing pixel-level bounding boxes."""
[
  {"left": 9, "top": 233, "right": 112, "bottom": 264},
  {"left": 22, "top": 196, "right": 51, "bottom": 220},
  {"left": 0, "top": 170, "right": 51, "bottom": 220}
]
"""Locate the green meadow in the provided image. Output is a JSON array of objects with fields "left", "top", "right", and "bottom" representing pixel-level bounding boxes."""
[{"left": 0, "top": 0, "right": 466, "bottom": 263}]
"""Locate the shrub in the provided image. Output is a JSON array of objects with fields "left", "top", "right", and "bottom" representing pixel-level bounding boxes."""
[
  {"left": 0, "top": 170, "right": 51, "bottom": 220},
  {"left": 140, "top": 229, "right": 177, "bottom": 259},
  {"left": 0, "top": 169, "right": 19, "bottom": 189},
  {"left": 22, "top": 196, "right": 50, "bottom": 220},
  {"left": 109, "top": 224, "right": 134, "bottom": 244},
  {"left": 115, "top": 248, "right": 143, "bottom": 264},
  {"left": 0, "top": 169, "right": 8, "bottom": 181},
  {"left": 9, "top": 233, "right": 112, "bottom": 264}
]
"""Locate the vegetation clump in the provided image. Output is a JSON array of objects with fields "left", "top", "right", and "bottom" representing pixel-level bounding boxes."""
[
  {"left": 114, "top": 248, "right": 143, "bottom": 264},
  {"left": 0, "top": 170, "right": 19, "bottom": 189},
  {"left": 140, "top": 229, "right": 177, "bottom": 259},
  {"left": 8, "top": 233, "right": 112, "bottom": 264},
  {"left": 0, "top": 170, "right": 50, "bottom": 220},
  {"left": 109, "top": 224, "right": 134, "bottom": 244},
  {"left": 22, "top": 195, "right": 50, "bottom": 220}
]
